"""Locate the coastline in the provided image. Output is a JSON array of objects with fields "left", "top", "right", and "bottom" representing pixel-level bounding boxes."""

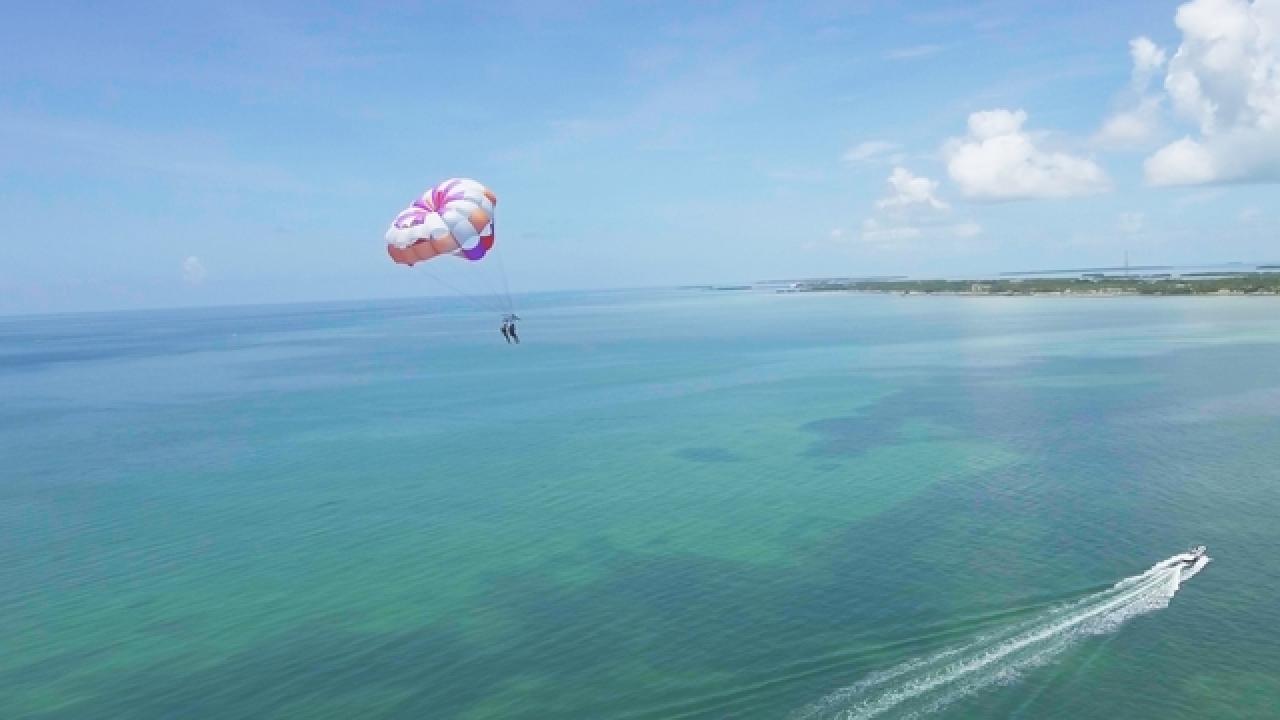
[{"left": 790, "top": 288, "right": 1280, "bottom": 298}]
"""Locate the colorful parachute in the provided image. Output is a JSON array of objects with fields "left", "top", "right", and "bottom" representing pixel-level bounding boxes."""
[{"left": 385, "top": 178, "right": 497, "bottom": 266}]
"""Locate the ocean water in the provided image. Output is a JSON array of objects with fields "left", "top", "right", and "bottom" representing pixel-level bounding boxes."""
[{"left": 4, "top": 290, "right": 1280, "bottom": 719}]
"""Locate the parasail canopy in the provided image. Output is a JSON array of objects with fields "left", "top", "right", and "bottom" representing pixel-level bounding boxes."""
[{"left": 385, "top": 178, "right": 497, "bottom": 266}]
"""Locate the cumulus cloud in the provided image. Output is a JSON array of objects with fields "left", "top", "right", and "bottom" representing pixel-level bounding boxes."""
[
  {"left": 1145, "top": 136, "right": 1219, "bottom": 184},
  {"left": 876, "top": 167, "right": 949, "bottom": 210},
  {"left": 1096, "top": 96, "right": 1165, "bottom": 148},
  {"left": 857, "top": 168, "right": 980, "bottom": 247},
  {"left": 843, "top": 140, "right": 900, "bottom": 163},
  {"left": 1130, "top": 36, "right": 1169, "bottom": 88},
  {"left": 1145, "top": 0, "right": 1280, "bottom": 185},
  {"left": 1096, "top": 38, "right": 1170, "bottom": 149},
  {"left": 945, "top": 109, "right": 1110, "bottom": 200},
  {"left": 182, "top": 256, "right": 207, "bottom": 285}
]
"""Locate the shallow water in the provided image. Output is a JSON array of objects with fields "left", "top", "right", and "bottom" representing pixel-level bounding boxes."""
[{"left": 5, "top": 290, "right": 1280, "bottom": 719}]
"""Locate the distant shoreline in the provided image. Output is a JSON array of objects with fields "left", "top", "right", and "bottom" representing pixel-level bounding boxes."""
[
  {"left": 768, "top": 274, "right": 1280, "bottom": 298},
  {"left": 790, "top": 289, "right": 1280, "bottom": 298}
]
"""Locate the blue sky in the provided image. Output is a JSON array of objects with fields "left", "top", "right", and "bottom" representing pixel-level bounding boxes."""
[{"left": 2, "top": 0, "right": 1278, "bottom": 314}]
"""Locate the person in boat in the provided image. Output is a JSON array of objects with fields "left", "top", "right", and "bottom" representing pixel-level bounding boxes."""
[
  {"left": 500, "top": 321, "right": 512, "bottom": 344},
  {"left": 507, "top": 320, "right": 520, "bottom": 344}
]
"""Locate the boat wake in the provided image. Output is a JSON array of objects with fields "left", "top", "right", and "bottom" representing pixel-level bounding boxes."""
[{"left": 791, "top": 552, "right": 1210, "bottom": 720}]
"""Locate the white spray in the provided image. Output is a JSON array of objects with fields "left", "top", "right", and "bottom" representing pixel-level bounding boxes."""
[{"left": 792, "top": 553, "right": 1209, "bottom": 720}]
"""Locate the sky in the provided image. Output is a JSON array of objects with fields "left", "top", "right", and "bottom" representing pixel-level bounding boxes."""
[{"left": 2, "top": 0, "right": 1279, "bottom": 314}]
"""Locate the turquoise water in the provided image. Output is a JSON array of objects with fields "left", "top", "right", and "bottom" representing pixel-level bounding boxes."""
[{"left": 5, "top": 290, "right": 1280, "bottom": 719}]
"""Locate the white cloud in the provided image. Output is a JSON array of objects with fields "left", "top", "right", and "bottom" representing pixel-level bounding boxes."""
[
  {"left": 1094, "top": 37, "right": 1169, "bottom": 149},
  {"left": 843, "top": 140, "right": 900, "bottom": 163},
  {"left": 945, "top": 109, "right": 1110, "bottom": 200},
  {"left": 858, "top": 166, "right": 980, "bottom": 248},
  {"left": 1130, "top": 36, "right": 1168, "bottom": 88},
  {"left": 182, "top": 256, "right": 207, "bottom": 285},
  {"left": 876, "top": 167, "right": 949, "bottom": 210},
  {"left": 967, "top": 108, "right": 1025, "bottom": 139},
  {"left": 1145, "top": 136, "right": 1218, "bottom": 184},
  {"left": 1164, "top": 0, "right": 1268, "bottom": 134},
  {"left": 1144, "top": 0, "right": 1280, "bottom": 185},
  {"left": 1118, "top": 211, "right": 1146, "bottom": 234},
  {"left": 1096, "top": 96, "right": 1165, "bottom": 148}
]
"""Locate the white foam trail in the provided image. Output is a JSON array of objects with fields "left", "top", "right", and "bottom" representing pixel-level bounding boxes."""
[{"left": 792, "top": 554, "right": 1208, "bottom": 720}]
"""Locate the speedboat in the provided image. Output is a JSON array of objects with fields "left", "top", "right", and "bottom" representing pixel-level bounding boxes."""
[
  {"left": 1156, "top": 545, "right": 1207, "bottom": 568},
  {"left": 1175, "top": 545, "right": 1207, "bottom": 565},
  {"left": 1162, "top": 545, "right": 1210, "bottom": 578}
]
